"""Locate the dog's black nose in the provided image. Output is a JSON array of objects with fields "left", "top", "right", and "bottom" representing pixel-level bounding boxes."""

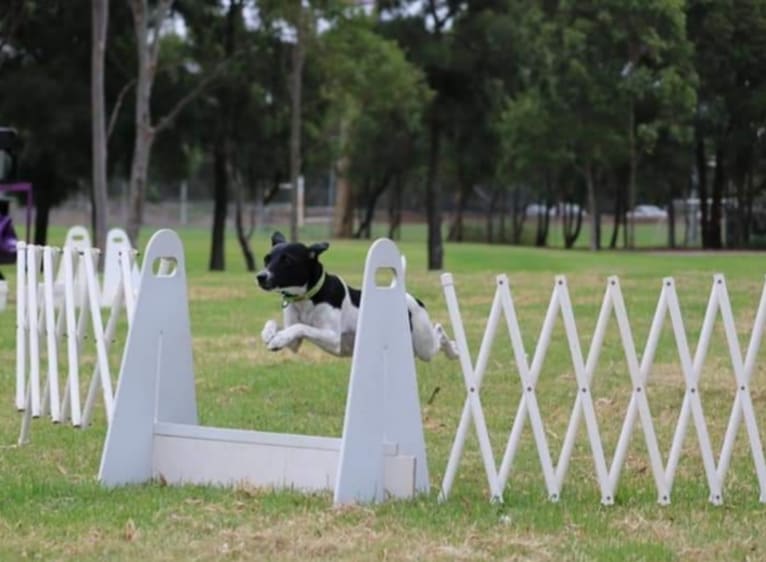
[{"left": 256, "top": 271, "right": 270, "bottom": 289}]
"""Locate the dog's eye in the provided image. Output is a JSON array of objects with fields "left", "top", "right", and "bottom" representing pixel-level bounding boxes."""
[{"left": 280, "top": 254, "right": 294, "bottom": 265}]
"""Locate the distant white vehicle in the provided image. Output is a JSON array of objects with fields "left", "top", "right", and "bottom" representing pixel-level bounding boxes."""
[
  {"left": 525, "top": 203, "right": 549, "bottom": 217},
  {"left": 627, "top": 204, "right": 668, "bottom": 219}
]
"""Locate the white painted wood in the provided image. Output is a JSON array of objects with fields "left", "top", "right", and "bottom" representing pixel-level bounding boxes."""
[
  {"left": 17, "top": 238, "right": 139, "bottom": 443},
  {"left": 41, "top": 247, "right": 61, "bottom": 422},
  {"left": 439, "top": 273, "right": 502, "bottom": 501},
  {"left": 101, "top": 228, "right": 134, "bottom": 307},
  {"left": 15, "top": 242, "right": 27, "bottom": 410},
  {"left": 335, "top": 238, "right": 429, "bottom": 504},
  {"left": 717, "top": 275, "right": 766, "bottom": 502},
  {"left": 25, "top": 244, "right": 41, "bottom": 417},
  {"left": 55, "top": 226, "right": 92, "bottom": 307},
  {"left": 99, "top": 229, "right": 197, "bottom": 486},
  {"left": 441, "top": 271, "right": 766, "bottom": 505},
  {"left": 82, "top": 249, "right": 115, "bottom": 421},
  {"left": 664, "top": 277, "right": 721, "bottom": 504},
  {"left": 100, "top": 231, "right": 425, "bottom": 506},
  {"left": 60, "top": 247, "right": 83, "bottom": 427}
]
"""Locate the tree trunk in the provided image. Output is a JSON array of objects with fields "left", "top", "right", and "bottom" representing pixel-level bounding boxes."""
[
  {"left": 744, "top": 170, "right": 755, "bottom": 245},
  {"left": 91, "top": 0, "right": 109, "bottom": 257},
  {"left": 498, "top": 189, "right": 508, "bottom": 243},
  {"left": 33, "top": 197, "right": 51, "bottom": 247},
  {"left": 695, "top": 131, "right": 709, "bottom": 247},
  {"left": 126, "top": 0, "right": 162, "bottom": 246},
  {"left": 562, "top": 203, "right": 584, "bottom": 249},
  {"left": 207, "top": 0, "right": 239, "bottom": 271},
  {"left": 732, "top": 147, "right": 752, "bottom": 248},
  {"left": 332, "top": 155, "right": 354, "bottom": 238},
  {"left": 126, "top": 0, "right": 211, "bottom": 246},
  {"left": 233, "top": 170, "right": 256, "bottom": 272},
  {"left": 535, "top": 176, "right": 552, "bottom": 247},
  {"left": 288, "top": 4, "right": 305, "bottom": 243},
  {"left": 626, "top": 101, "right": 637, "bottom": 249},
  {"left": 535, "top": 202, "right": 550, "bottom": 247},
  {"left": 126, "top": 123, "right": 153, "bottom": 246},
  {"left": 709, "top": 144, "right": 725, "bottom": 248},
  {"left": 425, "top": 116, "right": 443, "bottom": 270},
  {"left": 609, "top": 180, "right": 623, "bottom": 249},
  {"left": 355, "top": 171, "right": 391, "bottom": 239},
  {"left": 388, "top": 174, "right": 403, "bottom": 240},
  {"left": 511, "top": 189, "right": 524, "bottom": 244},
  {"left": 209, "top": 143, "right": 228, "bottom": 271},
  {"left": 585, "top": 161, "right": 599, "bottom": 251},
  {"left": 667, "top": 187, "right": 676, "bottom": 248},
  {"left": 485, "top": 187, "right": 499, "bottom": 244},
  {"left": 447, "top": 183, "right": 470, "bottom": 242}
]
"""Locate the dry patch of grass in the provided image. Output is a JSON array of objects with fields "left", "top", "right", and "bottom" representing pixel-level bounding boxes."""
[{"left": 189, "top": 285, "right": 250, "bottom": 301}]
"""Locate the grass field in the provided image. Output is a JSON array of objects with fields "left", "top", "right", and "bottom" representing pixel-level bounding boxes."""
[{"left": 2, "top": 225, "right": 766, "bottom": 561}]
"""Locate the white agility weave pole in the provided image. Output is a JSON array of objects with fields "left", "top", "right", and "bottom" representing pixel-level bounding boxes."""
[
  {"left": 99, "top": 230, "right": 428, "bottom": 506},
  {"left": 441, "top": 272, "right": 766, "bottom": 505}
]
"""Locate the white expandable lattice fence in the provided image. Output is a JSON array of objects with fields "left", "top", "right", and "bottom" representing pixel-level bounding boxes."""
[
  {"left": 440, "top": 272, "right": 766, "bottom": 505},
  {"left": 15, "top": 227, "right": 140, "bottom": 444}
]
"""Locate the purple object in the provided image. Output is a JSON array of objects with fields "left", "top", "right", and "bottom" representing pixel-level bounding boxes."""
[
  {"left": 0, "top": 182, "right": 32, "bottom": 244},
  {"left": 0, "top": 214, "right": 18, "bottom": 264}
]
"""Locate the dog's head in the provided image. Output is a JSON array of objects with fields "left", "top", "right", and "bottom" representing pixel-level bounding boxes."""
[{"left": 255, "top": 231, "right": 329, "bottom": 297}]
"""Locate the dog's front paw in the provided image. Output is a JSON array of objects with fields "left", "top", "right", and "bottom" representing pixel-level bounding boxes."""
[
  {"left": 261, "top": 320, "right": 278, "bottom": 345},
  {"left": 266, "top": 330, "right": 291, "bottom": 351}
]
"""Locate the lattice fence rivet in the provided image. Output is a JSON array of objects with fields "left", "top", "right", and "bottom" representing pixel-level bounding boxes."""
[
  {"left": 666, "top": 280, "right": 671, "bottom": 286},
  {"left": 470, "top": 387, "right": 476, "bottom": 393},
  {"left": 691, "top": 387, "right": 696, "bottom": 394},
  {"left": 527, "top": 386, "right": 532, "bottom": 392},
  {"left": 581, "top": 387, "right": 587, "bottom": 393},
  {"left": 636, "top": 387, "right": 642, "bottom": 393},
  {"left": 741, "top": 385, "right": 746, "bottom": 391}
]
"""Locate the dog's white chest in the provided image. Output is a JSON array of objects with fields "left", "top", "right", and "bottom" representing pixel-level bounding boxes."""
[{"left": 284, "top": 298, "right": 358, "bottom": 355}]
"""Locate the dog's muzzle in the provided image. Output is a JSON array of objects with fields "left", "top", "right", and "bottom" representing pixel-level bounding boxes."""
[{"left": 256, "top": 270, "right": 273, "bottom": 290}]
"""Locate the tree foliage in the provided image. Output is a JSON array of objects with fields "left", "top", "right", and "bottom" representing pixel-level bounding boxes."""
[{"left": 2, "top": 0, "right": 766, "bottom": 258}]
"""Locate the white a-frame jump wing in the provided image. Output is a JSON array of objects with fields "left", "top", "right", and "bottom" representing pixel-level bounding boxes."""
[
  {"left": 334, "top": 238, "right": 430, "bottom": 504},
  {"left": 99, "top": 229, "right": 197, "bottom": 486}
]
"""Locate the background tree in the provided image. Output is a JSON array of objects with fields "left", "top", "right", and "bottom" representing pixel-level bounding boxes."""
[
  {"left": 91, "top": 0, "right": 110, "bottom": 253},
  {"left": 124, "top": 0, "right": 222, "bottom": 245},
  {"left": 316, "top": 13, "right": 430, "bottom": 240},
  {"left": 0, "top": 0, "right": 93, "bottom": 244}
]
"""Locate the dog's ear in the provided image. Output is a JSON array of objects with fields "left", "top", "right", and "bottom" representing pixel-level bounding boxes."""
[
  {"left": 271, "top": 231, "right": 286, "bottom": 246},
  {"left": 308, "top": 241, "right": 329, "bottom": 259}
]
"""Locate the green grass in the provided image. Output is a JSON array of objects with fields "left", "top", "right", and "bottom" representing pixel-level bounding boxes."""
[{"left": 2, "top": 224, "right": 766, "bottom": 561}]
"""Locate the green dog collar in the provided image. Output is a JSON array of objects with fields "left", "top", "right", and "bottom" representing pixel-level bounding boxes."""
[{"left": 282, "top": 270, "right": 326, "bottom": 308}]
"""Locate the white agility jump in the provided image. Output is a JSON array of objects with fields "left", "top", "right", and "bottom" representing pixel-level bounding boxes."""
[
  {"left": 99, "top": 229, "right": 429, "bottom": 505},
  {"left": 16, "top": 227, "right": 139, "bottom": 443},
  {"left": 440, "top": 272, "right": 766, "bottom": 506}
]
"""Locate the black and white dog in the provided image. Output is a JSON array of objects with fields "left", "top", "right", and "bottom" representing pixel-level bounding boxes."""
[{"left": 256, "top": 232, "right": 458, "bottom": 361}]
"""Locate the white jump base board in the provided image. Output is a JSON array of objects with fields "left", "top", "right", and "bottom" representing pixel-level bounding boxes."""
[{"left": 152, "top": 423, "right": 418, "bottom": 498}]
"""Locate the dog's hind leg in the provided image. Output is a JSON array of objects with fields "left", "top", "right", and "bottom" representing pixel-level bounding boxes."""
[
  {"left": 409, "top": 303, "right": 459, "bottom": 361},
  {"left": 435, "top": 323, "right": 459, "bottom": 360}
]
